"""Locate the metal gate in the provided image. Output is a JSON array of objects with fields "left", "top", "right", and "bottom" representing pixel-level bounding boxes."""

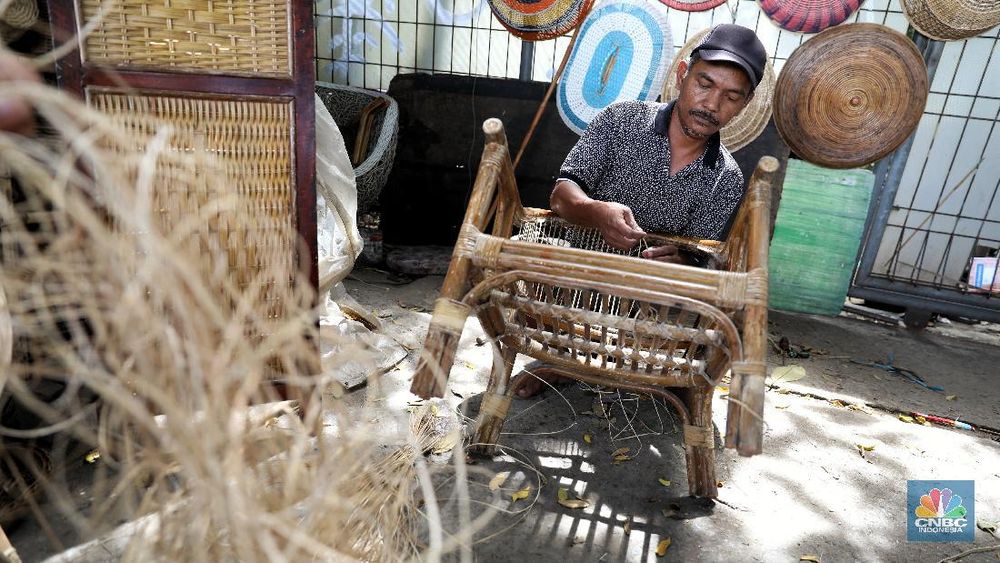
[{"left": 851, "top": 30, "right": 1000, "bottom": 323}]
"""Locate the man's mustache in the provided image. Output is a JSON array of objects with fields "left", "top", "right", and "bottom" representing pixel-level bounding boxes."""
[{"left": 689, "top": 109, "right": 719, "bottom": 126}]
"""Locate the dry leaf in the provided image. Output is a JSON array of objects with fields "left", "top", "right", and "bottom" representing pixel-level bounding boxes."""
[
  {"left": 583, "top": 433, "right": 592, "bottom": 444},
  {"left": 914, "top": 416, "right": 932, "bottom": 426},
  {"left": 828, "top": 399, "right": 846, "bottom": 408},
  {"left": 771, "top": 365, "right": 806, "bottom": 383},
  {"left": 489, "top": 471, "right": 509, "bottom": 491},
  {"left": 946, "top": 394, "right": 957, "bottom": 401},
  {"left": 800, "top": 556, "right": 820, "bottom": 562},
  {"left": 716, "top": 385, "right": 729, "bottom": 393},
  {"left": 430, "top": 404, "right": 440, "bottom": 417},
  {"left": 656, "top": 538, "right": 672, "bottom": 557},
  {"left": 775, "top": 404, "right": 791, "bottom": 409},
  {"left": 558, "top": 487, "right": 569, "bottom": 502},
  {"left": 856, "top": 443, "right": 876, "bottom": 452},
  {"left": 558, "top": 498, "right": 590, "bottom": 509},
  {"left": 658, "top": 477, "right": 671, "bottom": 487},
  {"left": 777, "top": 387, "right": 792, "bottom": 395},
  {"left": 611, "top": 446, "right": 630, "bottom": 458},
  {"left": 848, "top": 403, "right": 874, "bottom": 415},
  {"left": 85, "top": 449, "right": 101, "bottom": 463},
  {"left": 463, "top": 360, "right": 476, "bottom": 370},
  {"left": 898, "top": 414, "right": 915, "bottom": 424},
  {"left": 511, "top": 486, "right": 531, "bottom": 503},
  {"left": 623, "top": 517, "right": 632, "bottom": 535}
]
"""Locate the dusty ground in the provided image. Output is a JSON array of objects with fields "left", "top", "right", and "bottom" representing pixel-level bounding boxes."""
[{"left": 342, "top": 268, "right": 1000, "bottom": 563}]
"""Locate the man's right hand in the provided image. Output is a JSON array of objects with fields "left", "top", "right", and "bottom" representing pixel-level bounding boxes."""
[{"left": 593, "top": 200, "right": 646, "bottom": 250}]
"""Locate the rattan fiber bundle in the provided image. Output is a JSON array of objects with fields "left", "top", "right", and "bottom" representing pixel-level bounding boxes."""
[
  {"left": 902, "top": 0, "right": 998, "bottom": 39},
  {"left": 772, "top": 23, "right": 928, "bottom": 169},
  {"left": 663, "top": 28, "right": 776, "bottom": 153}
]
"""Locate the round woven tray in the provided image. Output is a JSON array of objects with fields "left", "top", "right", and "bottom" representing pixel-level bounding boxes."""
[
  {"left": 758, "top": 0, "right": 865, "bottom": 33},
  {"left": 488, "top": 0, "right": 595, "bottom": 40},
  {"left": 0, "top": 0, "right": 38, "bottom": 43},
  {"left": 924, "top": 0, "right": 1000, "bottom": 31},
  {"left": 772, "top": 23, "right": 928, "bottom": 169},
  {"left": 902, "top": 0, "right": 995, "bottom": 40},
  {"left": 657, "top": 0, "right": 728, "bottom": 13},
  {"left": 662, "top": 28, "right": 775, "bottom": 153}
]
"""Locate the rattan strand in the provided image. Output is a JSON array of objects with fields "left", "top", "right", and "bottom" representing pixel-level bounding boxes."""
[
  {"left": 480, "top": 392, "right": 514, "bottom": 419},
  {"left": 772, "top": 24, "right": 928, "bottom": 169},
  {"left": 88, "top": 89, "right": 296, "bottom": 320},
  {"left": 683, "top": 424, "right": 715, "bottom": 448},
  {"left": 430, "top": 298, "right": 471, "bottom": 335},
  {"left": 662, "top": 28, "right": 775, "bottom": 153},
  {"left": 78, "top": 0, "right": 291, "bottom": 76}
]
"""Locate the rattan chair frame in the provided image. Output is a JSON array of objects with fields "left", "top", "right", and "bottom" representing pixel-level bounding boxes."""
[{"left": 410, "top": 118, "right": 777, "bottom": 498}]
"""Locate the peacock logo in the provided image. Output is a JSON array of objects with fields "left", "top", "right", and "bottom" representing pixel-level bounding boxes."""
[{"left": 915, "top": 488, "right": 967, "bottom": 519}]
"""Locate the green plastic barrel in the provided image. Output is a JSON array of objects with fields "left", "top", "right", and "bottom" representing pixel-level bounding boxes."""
[{"left": 768, "top": 160, "right": 874, "bottom": 315}]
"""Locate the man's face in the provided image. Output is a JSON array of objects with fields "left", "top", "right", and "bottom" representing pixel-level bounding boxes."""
[{"left": 674, "top": 58, "right": 753, "bottom": 141}]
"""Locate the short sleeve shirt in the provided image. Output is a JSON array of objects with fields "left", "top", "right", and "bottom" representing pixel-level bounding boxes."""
[{"left": 558, "top": 100, "right": 745, "bottom": 240}]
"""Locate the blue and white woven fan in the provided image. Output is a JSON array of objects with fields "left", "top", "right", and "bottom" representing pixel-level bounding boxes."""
[{"left": 557, "top": 0, "right": 673, "bottom": 135}]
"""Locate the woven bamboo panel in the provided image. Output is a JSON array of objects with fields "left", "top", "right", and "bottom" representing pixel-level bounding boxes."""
[
  {"left": 78, "top": 0, "right": 291, "bottom": 76},
  {"left": 88, "top": 89, "right": 297, "bottom": 321}
]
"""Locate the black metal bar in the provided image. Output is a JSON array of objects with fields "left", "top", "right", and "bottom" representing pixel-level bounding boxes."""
[{"left": 519, "top": 40, "right": 534, "bottom": 81}]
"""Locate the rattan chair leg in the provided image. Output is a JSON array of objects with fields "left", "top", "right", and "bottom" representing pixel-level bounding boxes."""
[
  {"left": 472, "top": 344, "right": 519, "bottom": 454},
  {"left": 682, "top": 385, "right": 718, "bottom": 498}
]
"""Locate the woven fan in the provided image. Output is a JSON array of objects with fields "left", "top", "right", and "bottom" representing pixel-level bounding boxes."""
[
  {"left": 488, "top": 0, "right": 596, "bottom": 40},
  {"left": 662, "top": 28, "right": 775, "bottom": 153},
  {"left": 657, "top": 0, "right": 728, "bottom": 13},
  {"left": 557, "top": 0, "right": 673, "bottom": 135},
  {"left": 758, "top": 0, "right": 865, "bottom": 33},
  {"left": 772, "top": 23, "right": 928, "bottom": 169}
]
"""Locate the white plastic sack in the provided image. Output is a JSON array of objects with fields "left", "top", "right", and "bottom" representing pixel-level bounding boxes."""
[{"left": 315, "top": 94, "right": 364, "bottom": 294}]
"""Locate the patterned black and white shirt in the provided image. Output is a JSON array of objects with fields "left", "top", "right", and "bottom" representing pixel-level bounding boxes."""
[{"left": 559, "top": 100, "right": 745, "bottom": 241}]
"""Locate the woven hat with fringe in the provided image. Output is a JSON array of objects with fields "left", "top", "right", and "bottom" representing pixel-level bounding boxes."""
[
  {"left": 489, "top": 0, "right": 595, "bottom": 40},
  {"left": 902, "top": 0, "right": 999, "bottom": 40},
  {"left": 658, "top": 0, "right": 728, "bottom": 13},
  {"left": 773, "top": 23, "right": 928, "bottom": 169},
  {"left": 758, "top": 0, "right": 864, "bottom": 33},
  {"left": 663, "top": 28, "right": 776, "bottom": 153},
  {"left": 557, "top": 0, "right": 673, "bottom": 135}
]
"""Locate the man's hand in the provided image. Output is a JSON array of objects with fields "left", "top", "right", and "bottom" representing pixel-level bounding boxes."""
[
  {"left": 641, "top": 244, "right": 689, "bottom": 264},
  {"left": 594, "top": 200, "right": 645, "bottom": 250},
  {"left": 0, "top": 52, "right": 41, "bottom": 136}
]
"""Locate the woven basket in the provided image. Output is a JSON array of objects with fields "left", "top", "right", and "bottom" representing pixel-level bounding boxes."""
[
  {"left": 772, "top": 23, "right": 928, "bottom": 169},
  {"left": 924, "top": 0, "right": 1000, "bottom": 31},
  {"left": 77, "top": 0, "right": 291, "bottom": 76},
  {"left": 315, "top": 82, "right": 399, "bottom": 214},
  {"left": 758, "top": 0, "right": 865, "bottom": 33},
  {"left": 0, "top": 0, "right": 38, "bottom": 43},
  {"left": 903, "top": 0, "right": 998, "bottom": 39},
  {"left": 657, "top": 0, "right": 727, "bottom": 13},
  {"left": 488, "top": 0, "right": 594, "bottom": 40},
  {"left": 662, "top": 28, "right": 775, "bottom": 153}
]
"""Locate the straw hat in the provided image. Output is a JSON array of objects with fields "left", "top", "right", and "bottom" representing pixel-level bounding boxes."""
[
  {"left": 758, "top": 0, "right": 864, "bottom": 33},
  {"left": 657, "top": 0, "right": 727, "bottom": 13},
  {"left": 772, "top": 23, "right": 928, "bottom": 169},
  {"left": 557, "top": 0, "right": 673, "bottom": 135},
  {"left": 488, "top": 0, "right": 595, "bottom": 40},
  {"left": 902, "top": 0, "right": 998, "bottom": 40},
  {"left": 662, "top": 28, "right": 775, "bottom": 153}
]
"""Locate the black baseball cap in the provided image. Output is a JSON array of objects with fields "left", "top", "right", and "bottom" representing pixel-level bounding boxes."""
[{"left": 691, "top": 24, "right": 767, "bottom": 89}]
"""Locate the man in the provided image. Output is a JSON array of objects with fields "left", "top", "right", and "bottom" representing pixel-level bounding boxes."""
[
  {"left": 551, "top": 23, "right": 767, "bottom": 263},
  {"left": 517, "top": 24, "right": 767, "bottom": 398}
]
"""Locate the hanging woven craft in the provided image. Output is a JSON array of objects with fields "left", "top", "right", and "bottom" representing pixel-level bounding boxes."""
[
  {"left": 758, "top": 0, "right": 865, "bottom": 33},
  {"left": 557, "top": 0, "right": 673, "bottom": 135},
  {"left": 658, "top": 0, "right": 728, "bottom": 13},
  {"left": 772, "top": 23, "right": 928, "bottom": 169},
  {"left": 902, "top": 0, "right": 1000, "bottom": 40},
  {"left": 662, "top": 28, "right": 776, "bottom": 153},
  {"left": 488, "top": 0, "right": 595, "bottom": 40}
]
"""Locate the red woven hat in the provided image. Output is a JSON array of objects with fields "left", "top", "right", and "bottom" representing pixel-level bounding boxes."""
[{"left": 758, "top": 0, "right": 865, "bottom": 33}]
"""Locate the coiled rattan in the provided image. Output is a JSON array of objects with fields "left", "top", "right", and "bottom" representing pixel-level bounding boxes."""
[
  {"left": 772, "top": 23, "right": 928, "bottom": 169},
  {"left": 902, "top": 0, "right": 997, "bottom": 40}
]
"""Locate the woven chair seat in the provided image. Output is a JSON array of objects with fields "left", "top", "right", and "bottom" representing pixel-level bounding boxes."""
[
  {"left": 410, "top": 118, "right": 779, "bottom": 499},
  {"left": 315, "top": 82, "right": 399, "bottom": 214}
]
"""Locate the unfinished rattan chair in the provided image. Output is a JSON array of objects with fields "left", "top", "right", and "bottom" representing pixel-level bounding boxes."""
[{"left": 410, "top": 119, "right": 777, "bottom": 498}]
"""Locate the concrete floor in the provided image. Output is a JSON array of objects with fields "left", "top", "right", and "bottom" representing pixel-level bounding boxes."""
[{"left": 342, "top": 268, "right": 1000, "bottom": 562}]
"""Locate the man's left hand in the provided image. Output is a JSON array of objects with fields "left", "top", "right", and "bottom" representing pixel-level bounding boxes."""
[{"left": 641, "top": 244, "right": 690, "bottom": 264}]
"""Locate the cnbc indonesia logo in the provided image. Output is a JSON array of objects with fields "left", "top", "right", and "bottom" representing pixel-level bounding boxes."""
[
  {"left": 908, "top": 481, "right": 975, "bottom": 542},
  {"left": 914, "top": 488, "right": 968, "bottom": 532}
]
